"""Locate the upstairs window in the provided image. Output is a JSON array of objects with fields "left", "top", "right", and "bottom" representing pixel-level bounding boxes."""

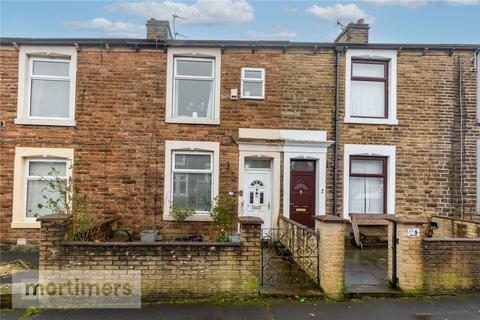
[
  {"left": 174, "top": 58, "right": 215, "bottom": 119},
  {"left": 241, "top": 68, "right": 265, "bottom": 99},
  {"left": 166, "top": 48, "right": 221, "bottom": 125},
  {"left": 350, "top": 60, "right": 388, "bottom": 118},
  {"left": 16, "top": 46, "right": 77, "bottom": 126},
  {"left": 345, "top": 49, "right": 398, "bottom": 125},
  {"left": 29, "top": 58, "right": 71, "bottom": 119}
]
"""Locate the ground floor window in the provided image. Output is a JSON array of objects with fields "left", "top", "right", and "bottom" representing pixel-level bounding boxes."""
[
  {"left": 164, "top": 141, "right": 219, "bottom": 221},
  {"left": 25, "top": 159, "right": 67, "bottom": 218},
  {"left": 343, "top": 144, "right": 395, "bottom": 218},
  {"left": 12, "top": 147, "right": 74, "bottom": 229},
  {"left": 172, "top": 152, "right": 213, "bottom": 212},
  {"left": 349, "top": 156, "right": 387, "bottom": 214}
]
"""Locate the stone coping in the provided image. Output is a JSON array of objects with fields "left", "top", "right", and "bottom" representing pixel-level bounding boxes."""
[
  {"left": 238, "top": 216, "right": 263, "bottom": 225},
  {"left": 314, "top": 215, "right": 348, "bottom": 223},
  {"left": 424, "top": 238, "right": 480, "bottom": 242},
  {"left": 431, "top": 215, "right": 480, "bottom": 225},
  {"left": 60, "top": 241, "right": 242, "bottom": 247},
  {"left": 37, "top": 214, "right": 71, "bottom": 222},
  {"left": 384, "top": 216, "right": 428, "bottom": 225}
]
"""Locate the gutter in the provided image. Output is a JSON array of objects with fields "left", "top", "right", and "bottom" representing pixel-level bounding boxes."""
[{"left": 332, "top": 46, "right": 344, "bottom": 217}]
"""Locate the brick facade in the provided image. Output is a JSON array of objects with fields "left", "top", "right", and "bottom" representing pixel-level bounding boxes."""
[{"left": 0, "top": 26, "right": 479, "bottom": 242}]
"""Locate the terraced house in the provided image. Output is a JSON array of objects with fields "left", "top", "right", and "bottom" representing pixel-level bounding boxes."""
[{"left": 0, "top": 19, "right": 479, "bottom": 243}]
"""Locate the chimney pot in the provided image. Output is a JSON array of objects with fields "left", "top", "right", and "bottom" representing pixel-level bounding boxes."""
[
  {"left": 146, "top": 19, "right": 172, "bottom": 40},
  {"left": 357, "top": 18, "right": 365, "bottom": 24}
]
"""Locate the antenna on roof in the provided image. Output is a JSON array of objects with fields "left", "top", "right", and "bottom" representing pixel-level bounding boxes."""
[
  {"left": 336, "top": 20, "right": 346, "bottom": 30},
  {"left": 172, "top": 14, "right": 188, "bottom": 39}
]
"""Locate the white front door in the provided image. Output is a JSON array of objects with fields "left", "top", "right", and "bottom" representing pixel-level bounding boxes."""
[{"left": 244, "top": 169, "right": 272, "bottom": 232}]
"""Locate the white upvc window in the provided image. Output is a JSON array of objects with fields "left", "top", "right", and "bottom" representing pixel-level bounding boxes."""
[
  {"left": 166, "top": 48, "right": 221, "bottom": 125},
  {"left": 345, "top": 49, "right": 398, "bottom": 125},
  {"left": 15, "top": 46, "right": 77, "bottom": 126},
  {"left": 241, "top": 67, "right": 265, "bottom": 99},
  {"left": 343, "top": 144, "right": 396, "bottom": 219},
  {"left": 24, "top": 159, "right": 67, "bottom": 220},
  {"left": 476, "top": 53, "right": 479, "bottom": 123},
  {"left": 171, "top": 152, "right": 213, "bottom": 212},
  {"left": 12, "top": 147, "right": 74, "bottom": 229},
  {"left": 164, "top": 141, "right": 220, "bottom": 221}
]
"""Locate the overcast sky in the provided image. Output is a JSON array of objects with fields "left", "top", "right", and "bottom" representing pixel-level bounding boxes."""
[{"left": 1, "top": 0, "right": 479, "bottom": 43}]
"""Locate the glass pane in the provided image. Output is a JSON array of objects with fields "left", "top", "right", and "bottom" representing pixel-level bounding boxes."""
[
  {"left": 351, "top": 80, "right": 385, "bottom": 118},
  {"left": 29, "top": 161, "right": 67, "bottom": 177},
  {"left": 176, "top": 59, "right": 213, "bottom": 77},
  {"left": 33, "top": 60, "right": 69, "bottom": 77},
  {"left": 174, "top": 154, "right": 211, "bottom": 170},
  {"left": 174, "top": 79, "right": 213, "bottom": 118},
  {"left": 294, "top": 182, "right": 309, "bottom": 191},
  {"left": 351, "top": 159, "right": 384, "bottom": 175},
  {"left": 349, "top": 177, "right": 384, "bottom": 214},
  {"left": 245, "top": 159, "right": 271, "bottom": 169},
  {"left": 352, "top": 62, "right": 385, "bottom": 78},
  {"left": 291, "top": 160, "right": 315, "bottom": 172},
  {"left": 244, "top": 69, "right": 262, "bottom": 79},
  {"left": 172, "top": 173, "right": 212, "bottom": 211},
  {"left": 242, "top": 81, "right": 263, "bottom": 97},
  {"left": 26, "top": 180, "right": 63, "bottom": 218},
  {"left": 30, "top": 79, "right": 70, "bottom": 118}
]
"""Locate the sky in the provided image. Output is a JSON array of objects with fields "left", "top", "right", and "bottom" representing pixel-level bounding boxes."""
[{"left": 1, "top": 0, "right": 479, "bottom": 44}]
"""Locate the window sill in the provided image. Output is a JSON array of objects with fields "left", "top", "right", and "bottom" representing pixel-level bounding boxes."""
[
  {"left": 11, "top": 221, "right": 41, "bottom": 229},
  {"left": 15, "top": 118, "right": 76, "bottom": 127},
  {"left": 344, "top": 117, "right": 399, "bottom": 125},
  {"left": 163, "top": 213, "right": 213, "bottom": 222},
  {"left": 241, "top": 96, "right": 265, "bottom": 100},
  {"left": 165, "top": 117, "right": 220, "bottom": 125}
]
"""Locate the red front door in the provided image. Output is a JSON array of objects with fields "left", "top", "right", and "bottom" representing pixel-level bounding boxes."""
[{"left": 289, "top": 160, "right": 316, "bottom": 228}]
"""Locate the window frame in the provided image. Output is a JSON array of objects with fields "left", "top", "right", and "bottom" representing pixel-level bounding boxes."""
[
  {"left": 350, "top": 59, "right": 389, "bottom": 119},
  {"left": 24, "top": 158, "right": 67, "bottom": 222},
  {"left": 165, "top": 48, "right": 221, "bottom": 125},
  {"left": 163, "top": 141, "right": 220, "bottom": 221},
  {"left": 241, "top": 67, "right": 265, "bottom": 100},
  {"left": 15, "top": 46, "right": 77, "bottom": 127},
  {"left": 345, "top": 49, "right": 398, "bottom": 125},
  {"left": 171, "top": 151, "right": 214, "bottom": 213},
  {"left": 349, "top": 156, "right": 387, "bottom": 214},
  {"left": 11, "top": 147, "right": 74, "bottom": 229}
]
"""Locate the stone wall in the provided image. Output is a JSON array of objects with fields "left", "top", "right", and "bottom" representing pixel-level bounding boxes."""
[
  {"left": 387, "top": 217, "right": 480, "bottom": 294},
  {"left": 431, "top": 215, "right": 480, "bottom": 238},
  {"left": 38, "top": 214, "right": 262, "bottom": 300}
]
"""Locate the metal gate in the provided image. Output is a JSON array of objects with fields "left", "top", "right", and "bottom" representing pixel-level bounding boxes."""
[{"left": 261, "top": 219, "right": 320, "bottom": 289}]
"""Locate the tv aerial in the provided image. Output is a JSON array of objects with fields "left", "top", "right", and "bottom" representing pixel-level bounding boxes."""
[{"left": 172, "top": 14, "right": 189, "bottom": 39}]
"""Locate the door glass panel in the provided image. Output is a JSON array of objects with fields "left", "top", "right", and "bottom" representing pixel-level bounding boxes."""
[
  {"left": 259, "top": 192, "right": 264, "bottom": 204},
  {"left": 249, "top": 192, "right": 254, "bottom": 204},
  {"left": 291, "top": 160, "right": 314, "bottom": 172},
  {"left": 245, "top": 159, "right": 270, "bottom": 169},
  {"left": 250, "top": 180, "right": 264, "bottom": 187},
  {"left": 294, "top": 182, "right": 309, "bottom": 191}
]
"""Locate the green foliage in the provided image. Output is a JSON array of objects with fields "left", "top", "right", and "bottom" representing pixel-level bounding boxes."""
[
  {"left": 37, "top": 163, "right": 99, "bottom": 241},
  {"left": 209, "top": 192, "right": 237, "bottom": 242},
  {"left": 170, "top": 201, "right": 195, "bottom": 223}
]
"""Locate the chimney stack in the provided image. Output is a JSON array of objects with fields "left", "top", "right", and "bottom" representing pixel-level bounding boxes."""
[
  {"left": 146, "top": 18, "right": 172, "bottom": 40},
  {"left": 334, "top": 19, "right": 369, "bottom": 43}
]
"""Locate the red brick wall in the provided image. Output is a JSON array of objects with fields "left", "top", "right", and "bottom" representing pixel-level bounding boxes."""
[{"left": 0, "top": 45, "right": 478, "bottom": 241}]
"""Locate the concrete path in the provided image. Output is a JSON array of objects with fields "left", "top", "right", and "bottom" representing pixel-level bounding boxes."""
[{"left": 2, "top": 295, "right": 479, "bottom": 320}]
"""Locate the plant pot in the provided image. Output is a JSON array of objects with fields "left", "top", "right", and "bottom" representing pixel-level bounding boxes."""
[
  {"left": 228, "top": 233, "right": 240, "bottom": 243},
  {"left": 140, "top": 230, "right": 158, "bottom": 242}
]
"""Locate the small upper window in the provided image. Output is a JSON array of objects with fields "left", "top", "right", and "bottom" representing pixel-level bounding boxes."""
[
  {"left": 16, "top": 46, "right": 77, "bottom": 126},
  {"left": 241, "top": 68, "right": 265, "bottom": 99},
  {"left": 350, "top": 60, "right": 388, "bottom": 119}
]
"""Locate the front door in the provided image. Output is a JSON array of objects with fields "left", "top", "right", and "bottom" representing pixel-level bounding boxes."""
[
  {"left": 290, "top": 160, "right": 316, "bottom": 228},
  {"left": 244, "top": 160, "right": 272, "bottom": 232}
]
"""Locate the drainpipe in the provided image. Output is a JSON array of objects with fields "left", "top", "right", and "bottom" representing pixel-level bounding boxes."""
[{"left": 332, "top": 46, "right": 343, "bottom": 217}]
